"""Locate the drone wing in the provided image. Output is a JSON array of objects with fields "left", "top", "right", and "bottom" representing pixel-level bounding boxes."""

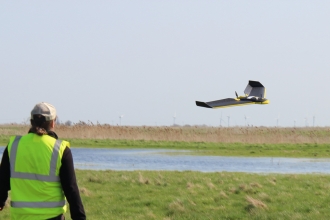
[
  {"left": 196, "top": 98, "right": 254, "bottom": 109},
  {"left": 244, "top": 80, "right": 266, "bottom": 98}
]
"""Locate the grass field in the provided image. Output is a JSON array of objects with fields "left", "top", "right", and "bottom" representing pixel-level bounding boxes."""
[{"left": 2, "top": 170, "right": 330, "bottom": 220}]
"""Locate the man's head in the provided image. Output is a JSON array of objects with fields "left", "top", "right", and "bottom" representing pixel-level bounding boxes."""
[
  {"left": 31, "top": 102, "right": 56, "bottom": 121},
  {"left": 30, "top": 102, "right": 57, "bottom": 134}
]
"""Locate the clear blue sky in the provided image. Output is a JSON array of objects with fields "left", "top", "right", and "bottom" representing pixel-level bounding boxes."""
[{"left": 1, "top": 1, "right": 329, "bottom": 127}]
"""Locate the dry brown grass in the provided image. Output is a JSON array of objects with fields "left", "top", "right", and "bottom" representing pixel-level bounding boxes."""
[
  {"left": 207, "top": 182, "right": 215, "bottom": 189},
  {"left": 2, "top": 124, "right": 330, "bottom": 144},
  {"left": 186, "top": 182, "right": 194, "bottom": 189},
  {"left": 267, "top": 177, "right": 277, "bottom": 186},
  {"left": 258, "top": 192, "right": 271, "bottom": 202},
  {"left": 5, "top": 198, "right": 10, "bottom": 208},
  {"left": 168, "top": 199, "right": 185, "bottom": 213},
  {"left": 79, "top": 187, "right": 91, "bottom": 196},
  {"left": 246, "top": 196, "right": 268, "bottom": 209},
  {"left": 138, "top": 172, "right": 149, "bottom": 184},
  {"left": 219, "top": 191, "right": 228, "bottom": 198},
  {"left": 250, "top": 182, "right": 263, "bottom": 188}
]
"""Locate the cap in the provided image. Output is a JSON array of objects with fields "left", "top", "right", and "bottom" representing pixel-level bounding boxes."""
[{"left": 31, "top": 102, "right": 57, "bottom": 121}]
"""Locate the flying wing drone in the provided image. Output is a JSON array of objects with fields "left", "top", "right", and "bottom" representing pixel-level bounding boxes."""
[{"left": 196, "top": 80, "right": 269, "bottom": 109}]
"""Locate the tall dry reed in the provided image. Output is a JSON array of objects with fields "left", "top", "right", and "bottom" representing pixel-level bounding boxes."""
[{"left": 1, "top": 123, "right": 330, "bottom": 144}]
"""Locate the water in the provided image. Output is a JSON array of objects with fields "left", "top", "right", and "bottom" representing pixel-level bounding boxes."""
[{"left": 1, "top": 146, "right": 330, "bottom": 173}]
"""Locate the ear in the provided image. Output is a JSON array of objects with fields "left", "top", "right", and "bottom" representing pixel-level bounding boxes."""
[{"left": 50, "top": 120, "right": 55, "bottom": 129}]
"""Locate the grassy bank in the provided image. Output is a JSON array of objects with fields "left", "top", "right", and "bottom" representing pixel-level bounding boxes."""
[
  {"left": 56, "top": 139, "right": 330, "bottom": 158},
  {"left": 2, "top": 136, "right": 330, "bottom": 158},
  {"left": 1, "top": 124, "right": 330, "bottom": 158},
  {"left": 2, "top": 170, "right": 330, "bottom": 220}
]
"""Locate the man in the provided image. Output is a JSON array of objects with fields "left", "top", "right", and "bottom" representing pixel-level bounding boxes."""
[{"left": 0, "top": 102, "right": 86, "bottom": 219}]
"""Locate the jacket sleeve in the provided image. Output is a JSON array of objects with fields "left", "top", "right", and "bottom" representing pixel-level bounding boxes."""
[
  {"left": 0, "top": 147, "right": 10, "bottom": 208},
  {"left": 60, "top": 147, "right": 86, "bottom": 220}
]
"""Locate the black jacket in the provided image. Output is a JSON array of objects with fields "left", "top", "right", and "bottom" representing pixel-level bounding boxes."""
[{"left": 0, "top": 130, "right": 86, "bottom": 220}]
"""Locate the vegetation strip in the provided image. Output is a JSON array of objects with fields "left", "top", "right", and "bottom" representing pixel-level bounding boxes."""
[
  {"left": 1, "top": 124, "right": 330, "bottom": 144},
  {"left": 1, "top": 138, "right": 330, "bottom": 158}
]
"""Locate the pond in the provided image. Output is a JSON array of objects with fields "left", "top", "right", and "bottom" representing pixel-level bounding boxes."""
[{"left": 1, "top": 147, "right": 330, "bottom": 174}]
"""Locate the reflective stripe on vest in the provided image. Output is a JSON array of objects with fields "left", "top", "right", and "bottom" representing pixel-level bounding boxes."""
[
  {"left": 10, "top": 136, "right": 62, "bottom": 182},
  {"left": 11, "top": 201, "right": 66, "bottom": 208}
]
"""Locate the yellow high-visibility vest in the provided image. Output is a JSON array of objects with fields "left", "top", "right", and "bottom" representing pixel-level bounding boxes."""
[{"left": 8, "top": 133, "right": 69, "bottom": 220}]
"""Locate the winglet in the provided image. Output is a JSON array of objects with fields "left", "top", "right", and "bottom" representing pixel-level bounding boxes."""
[
  {"left": 247, "top": 80, "right": 264, "bottom": 87},
  {"left": 196, "top": 101, "right": 212, "bottom": 108},
  {"left": 244, "top": 80, "right": 266, "bottom": 98}
]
